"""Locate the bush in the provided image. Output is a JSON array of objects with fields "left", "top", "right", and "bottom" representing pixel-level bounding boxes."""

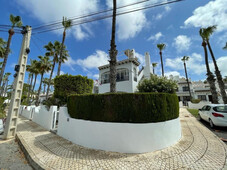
[
  {"left": 54, "top": 74, "right": 93, "bottom": 103},
  {"left": 191, "top": 98, "right": 201, "bottom": 103},
  {"left": 137, "top": 74, "right": 177, "bottom": 94},
  {"left": 42, "top": 97, "right": 65, "bottom": 110},
  {"left": 67, "top": 93, "right": 179, "bottom": 123}
]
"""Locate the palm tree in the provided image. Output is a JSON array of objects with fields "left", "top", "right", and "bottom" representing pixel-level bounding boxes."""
[
  {"left": 26, "top": 60, "right": 35, "bottom": 103},
  {"left": 199, "top": 28, "right": 219, "bottom": 104},
  {"left": 203, "top": 26, "right": 227, "bottom": 104},
  {"left": 0, "top": 38, "right": 7, "bottom": 58},
  {"left": 0, "top": 14, "right": 22, "bottom": 86},
  {"left": 157, "top": 43, "right": 166, "bottom": 77},
  {"left": 223, "top": 42, "right": 227, "bottom": 50},
  {"left": 57, "top": 17, "right": 72, "bottom": 76},
  {"left": 44, "top": 41, "right": 61, "bottom": 99},
  {"left": 35, "top": 56, "right": 51, "bottom": 106},
  {"left": 42, "top": 78, "right": 49, "bottom": 94},
  {"left": 0, "top": 72, "right": 11, "bottom": 96},
  {"left": 109, "top": 0, "right": 118, "bottom": 92},
  {"left": 31, "top": 60, "right": 39, "bottom": 94},
  {"left": 181, "top": 56, "right": 192, "bottom": 99},
  {"left": 152, "top": 63, "right": 158, "bottom": 74}
]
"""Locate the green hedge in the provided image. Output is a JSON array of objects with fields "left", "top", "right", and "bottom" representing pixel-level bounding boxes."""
[
  {"left": 67, "top": 93, "right": 179, "bottom": 123},
  {"left": 54, "top": 74, "right": 93, "bottom": 103}
]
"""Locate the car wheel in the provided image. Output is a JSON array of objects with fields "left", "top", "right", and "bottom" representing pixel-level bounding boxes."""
[
  {"left": 209, "top": 119, "right": 215, "bottom": 128},
  {"left": 198, "top": 114, "right": 202, "bottom": 121}
]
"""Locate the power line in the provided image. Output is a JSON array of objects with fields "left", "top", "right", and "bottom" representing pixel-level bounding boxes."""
[
  {"left": 32, "top": 0, "right": 150, "bottom": 30},
  {"left": 32, "top": 0, "right": 183, "bottom": 35}
]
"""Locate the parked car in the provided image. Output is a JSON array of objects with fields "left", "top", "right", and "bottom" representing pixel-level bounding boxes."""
[
  {"left": 198, "top": 104, "right": 227, "bottom": 128},
  {"left": 0, "top": 119, "right": 4, "bottom": 135}
]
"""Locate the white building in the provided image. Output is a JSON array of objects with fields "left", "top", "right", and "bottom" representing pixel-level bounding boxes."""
[
  {"left": 98, "top": 49, "right": 151, "bottom": 93},
  {"left": 97, "top": 49, "right": 227, "bottom": 105}
]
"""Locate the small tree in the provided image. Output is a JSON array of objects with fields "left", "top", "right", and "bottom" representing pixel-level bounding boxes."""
[{"left": 137, "top": 74, "right": 177, "bottom": 94}]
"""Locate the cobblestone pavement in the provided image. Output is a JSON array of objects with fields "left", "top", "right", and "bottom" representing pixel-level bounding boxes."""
[{"left": 16, "top": 108, "right": 227, "bottom": 170}]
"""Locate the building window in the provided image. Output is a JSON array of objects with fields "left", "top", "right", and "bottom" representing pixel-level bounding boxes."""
[
  {"left": 133, "top": 68, "right": 137, "bottom": 82},
  {"left": 101, "top": 72, "right": 110, "bottom": 84},
  {"left": 198, "top": 95, "right": 207, "bottom": 101},
  {"left": 182, "top": 86, "right": 189, "bottom": 91},
  {"left": 117, "top": 68, "right": 129, "bottom": 82},
  {"left": 101, "top": 68, "right": 129, "bottom": 84}
]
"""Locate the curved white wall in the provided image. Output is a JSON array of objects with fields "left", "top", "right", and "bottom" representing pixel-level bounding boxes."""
[{"left": 57, "top": 107, "right": 181, "bottom": 153}]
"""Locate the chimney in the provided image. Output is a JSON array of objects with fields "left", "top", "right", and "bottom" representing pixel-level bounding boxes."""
[{"left": 144, "top": 52, "right": 151, "bottom": 79}]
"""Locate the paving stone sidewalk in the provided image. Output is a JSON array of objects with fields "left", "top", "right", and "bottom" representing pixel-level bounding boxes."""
[{"left": 16, "top": 108, "right": 227, "bottom": 170}]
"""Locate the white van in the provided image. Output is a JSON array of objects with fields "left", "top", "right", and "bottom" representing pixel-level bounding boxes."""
[{"left": 0, "top": 119, "right": 4, "bottom": 135}]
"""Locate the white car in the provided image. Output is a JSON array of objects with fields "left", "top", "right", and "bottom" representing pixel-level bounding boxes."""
[
  {"left": 198, "top": 104, "right": 227, "bottom": 128},
  {"left": 0, "top": 119, "right": 4, "bottom": 135}
]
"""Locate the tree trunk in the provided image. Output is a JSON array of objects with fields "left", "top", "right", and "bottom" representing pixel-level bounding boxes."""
[
  {"left": 160, "top": 51, "right": 164, "bottom": 77},
  {"left": 0, "top": 29, "right": 14, "bottom": 86},
  {"left": 43, "top": 84, "right": 46, "bottom": 94},
  {"left": 153, "top": 67, "right": 155, "bottom": 74},
  {"left": 46, "top": 60, "right": 55, "bottom": 99},
  {"left": 32, "top": 74, "right": 38, "bottom": 93},
  {"left": 4, "top": 79, "right": 8, "bottom": 97},
  {"left": 27, "top": 74, "right": 33, "bottom": 104},
  {"left": 36, "top": 73, "right": 44, "bottom": 106},
  {"left": 0, "top": 79, "right": 6, "bottom": 96},
  {"left": 109, "top": 0, "right": 118, "bottom": 93},
  {"left": 202, "top": 41, "right": 219, "bottom": 104},
  {"left": 207, "top": 41, "right": 227, "bottom": 104},
  {"left": 184, "top": 62, "right": 192, "bottom": 99},
  {"left": 57, "top": 30, "right": 66, "bottom": 76}
]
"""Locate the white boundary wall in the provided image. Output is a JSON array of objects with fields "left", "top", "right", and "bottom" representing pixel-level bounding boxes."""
[
  {"left": 20, "top": 105, "right": 57, "bottom": 131},
  {"left": 32, "top": 106, "right": 57, "bottom": 131},
  {"left": 188, "top": 101, "right": 211, "bottom": 110},
  {"left": 20, "top": 106, "right": 35, "bottom": 119},
  {"left": 57, "top": 107, "right": 182, "bottom": 153}
]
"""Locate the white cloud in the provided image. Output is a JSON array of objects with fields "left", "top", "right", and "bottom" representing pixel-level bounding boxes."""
[
  {"left": 106, "top": 0, "right": 148, "bottom": 40},
  {"left": 210, "top": 56, "right": 227, "bottom": 76},
  {"left": 184, "top": 0, "right": 227, "bottom": 32},
  {"left": 16, "top": 0, "right": 99, "bottom": 40},
  {"left": 173, "top": 35, "right": 191, "bottom": 53},
  {"left": 153, "top": 4, "right": 171, "bottom": 20},
  {"left": 76, "top": 50, "right": 109, "bottom": 70},
  {"left": 135, "top": 52, "right": 145, "bottom": 66},
  {"left": 165, "top": 53, "right": 206, "bottom": 75},
  {"left": 147, "top": 32, "right": 163, "bottom": 41},
  {"left": 63, "top": 57, "right": 77, "bottom": 71},
  {"left": 165, "top": 71, "right": 181, "bottom": 77}
]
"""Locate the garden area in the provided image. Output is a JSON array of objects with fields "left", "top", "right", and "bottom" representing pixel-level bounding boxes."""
[{"left": 187, "top": 109, "right": 199, "bottom": 118}]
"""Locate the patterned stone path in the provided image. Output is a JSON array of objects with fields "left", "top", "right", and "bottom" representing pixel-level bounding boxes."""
[{"left": 16, "top": 108, "right": 227, "bottom": 170}]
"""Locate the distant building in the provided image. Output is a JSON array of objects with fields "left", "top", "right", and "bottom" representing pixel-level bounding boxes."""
[{"left": 96, "top": 49, "right": 227, "bottom": 104}]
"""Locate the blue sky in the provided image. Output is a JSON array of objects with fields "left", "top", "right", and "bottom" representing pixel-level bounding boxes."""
[{"left": 0, "top": 0, "right": 227, "bottom": 88}]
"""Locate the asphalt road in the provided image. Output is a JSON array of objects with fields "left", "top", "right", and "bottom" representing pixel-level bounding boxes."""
[
  {"left": 0, "top": 136, "right": 32, "bottom": 170},
  {"left": 197, "top": 118, "right": 227, "bottom": 144}
]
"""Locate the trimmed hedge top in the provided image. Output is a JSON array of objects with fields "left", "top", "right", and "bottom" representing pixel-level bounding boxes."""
[
  {"left": 67, "top": 93, "right": 179, "bottom": 123},
  {"left": 54, "top": 74, "right": 93, "bottom": 102}
]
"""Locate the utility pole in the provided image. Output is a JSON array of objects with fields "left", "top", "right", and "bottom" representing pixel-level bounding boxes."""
[{"left": 3, "top": 26, "right": 32, "bottom": 139}]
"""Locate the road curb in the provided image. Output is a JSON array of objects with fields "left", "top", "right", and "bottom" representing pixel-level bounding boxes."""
[{"left": 16, "top": 134, "right": 45, "bottom": 170}]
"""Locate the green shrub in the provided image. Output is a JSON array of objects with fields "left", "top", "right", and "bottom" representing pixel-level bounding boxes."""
[
  {"left": 137, "top": 74, "right": 177, "bottom": 93},
  {"left": 191, "top": 98, "right": 201, "bottom": 103},
  {"left": 54, "top": 74, "right": 93, "bottom": 103},
  {"left": 67, "top": 93, "right": 179, "bottom": 123}
]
